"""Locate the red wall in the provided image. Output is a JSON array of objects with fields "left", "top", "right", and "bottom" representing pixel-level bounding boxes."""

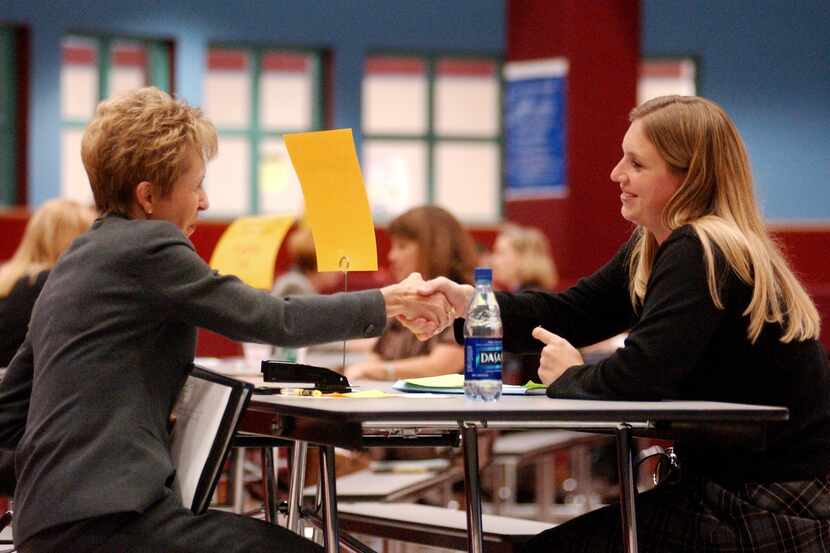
[
  {"left": 1, "top": 213, "right": 828, "bottom": 354},
  {"left": 505, "top": 0, "right": 639, "bottom": 282}
]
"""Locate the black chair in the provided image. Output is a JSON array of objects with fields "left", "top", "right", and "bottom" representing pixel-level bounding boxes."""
[{"left": 170, "top": 365, "right": 254, "bottom": 514}]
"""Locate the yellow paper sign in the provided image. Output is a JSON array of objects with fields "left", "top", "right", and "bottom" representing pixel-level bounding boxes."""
[
  {"left": 209, "top": 214, "right": 295, "bottom": 289},
  {"left": 284, "top": 129, "right": 378, "bottom": 272}
]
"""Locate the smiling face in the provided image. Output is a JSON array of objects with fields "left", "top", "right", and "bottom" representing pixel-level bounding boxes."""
[
  {"left": 387, "top": 235, "right": 420, "bottom": 281},
  {"left": 151, "top": 150, "right": 209, "bottom": 237},
  {"left": 610, "top": 119, "right": 684, "bottom": 243}
]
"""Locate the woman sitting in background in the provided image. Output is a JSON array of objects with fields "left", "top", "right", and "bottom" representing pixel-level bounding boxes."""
[
  {"left": 491, "top": 222, "right": 558, "bottom": 292},
  {"left": 345, "top": 205, "right": 478, "bottom": 381},
  {"left": 0, "top": 198, "right": 94, "bottom": 367},
  {"left": 271, "top": 225, "right": 339, "bottom": 298},
  {"left": 491, "top": 222, "right": 559, "bottom": 385}
]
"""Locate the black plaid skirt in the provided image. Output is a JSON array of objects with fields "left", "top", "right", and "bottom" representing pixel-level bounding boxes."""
[{"left": 521, "top": 475, "right": 830, "bottom": 553}]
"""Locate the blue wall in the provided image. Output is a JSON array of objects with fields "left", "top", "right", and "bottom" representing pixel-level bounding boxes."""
[
  {"left": 643, "top": 0, "right": 830, "bottom": 221},
  {"left": 0, "top": 0, "right": 505, "bottom": 206},
  {"left": 5, "top": 1, "right": 828, "bottom": 221}
]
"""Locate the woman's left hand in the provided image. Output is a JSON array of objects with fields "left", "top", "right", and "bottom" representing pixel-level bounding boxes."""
[
  {"left": 532, "top": 326, "right": 584, "bottom": 385},
  {"left": 344, "top": 360, "right": 387, "bottom": 381}
]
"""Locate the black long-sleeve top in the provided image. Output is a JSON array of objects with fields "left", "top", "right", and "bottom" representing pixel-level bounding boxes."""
[
  {"left": 460, "top": 226, "right": 830, "bottom": 483},
  {"left": 0, "top": 271, "right": 48, "bottom": 367}
]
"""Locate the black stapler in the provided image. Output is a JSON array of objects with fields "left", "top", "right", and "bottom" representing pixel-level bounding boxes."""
[{"left": 260, "top": 360, "right": 352, "bottom": 393}]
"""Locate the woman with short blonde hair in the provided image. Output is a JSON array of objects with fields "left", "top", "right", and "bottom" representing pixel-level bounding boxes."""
[{"left": 0, "top": 87, "right": 449, "bottom": 553}]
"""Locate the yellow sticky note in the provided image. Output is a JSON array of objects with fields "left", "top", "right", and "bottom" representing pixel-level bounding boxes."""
[
  {"left": 404, "top": 374, "right": 465, "bottom": 389},
  {"left": 331, "top": 390, "right": 399, "bottom": 399},
  {"left": 209, "top": 214, "right": 295, "bottom": 290},
  {"left": 284, "top": 129, "right": 377, "bottom": 272}
]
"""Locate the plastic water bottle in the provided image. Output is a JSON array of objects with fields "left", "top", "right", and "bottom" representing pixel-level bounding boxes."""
[{"left": 464, "top": 267, "right": 503, "bottom": 401}]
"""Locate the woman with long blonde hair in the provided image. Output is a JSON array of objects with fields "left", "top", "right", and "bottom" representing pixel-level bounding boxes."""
[
  {"left": 421, "top": 96, "right": 830, "bottom": 551},
  {"left": 0, "top": 198, "right": 94, "bottom": 366}
]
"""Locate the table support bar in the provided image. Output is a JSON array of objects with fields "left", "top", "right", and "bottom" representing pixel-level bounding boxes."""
[
  {"left": 616, "top": 424, "right": 639, "bottom": 553},
  {"left": 461, "top": 424, "right": 484, "bottom": 553},
  {"left": 320, "top": 445, "right": 340, "bottom": 553},
  {"left": 287, "top": 441, "right": 308, "bottom": 534},
  {"left": 263, "top": 447, "right": 279, "bottom": 523}
]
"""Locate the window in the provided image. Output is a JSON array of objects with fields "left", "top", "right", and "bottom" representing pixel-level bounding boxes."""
[
  {"left": 362, "top": 54, "right": 502, "bottom": 223},
  {"left": 0, "top": 27, "right": 20, "bottom": 205},
  {"left": 638, "top": 58, "right": 697, "bottom": 105},
  {"left": 60, "top": 35, "right": 172, "bottom": 204},
  {"left": 202, "top": 47, "right": 324, "bottom": 218}
]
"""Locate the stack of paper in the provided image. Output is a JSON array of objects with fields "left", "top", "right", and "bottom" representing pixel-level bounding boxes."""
[{"left": 392, "top": 374, "right": 547, "bottom": 396}]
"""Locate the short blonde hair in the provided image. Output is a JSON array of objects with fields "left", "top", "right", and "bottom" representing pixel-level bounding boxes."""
[
  {"left": 499, "top": 223, "right": 558, "bottom": 290},
  {"left": 81, "top": 87, "right": 217, "bottom": 216},
  {"left": 0, "top": 199, "right": 95, "bottom": 297},
  {"left": 627, "top": 95, "right": 819, "bottom": 343}
]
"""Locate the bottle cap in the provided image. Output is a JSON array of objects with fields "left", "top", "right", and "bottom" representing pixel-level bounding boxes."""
[{"left": 474, "top": 267, "right": 492, "bottom": 283}]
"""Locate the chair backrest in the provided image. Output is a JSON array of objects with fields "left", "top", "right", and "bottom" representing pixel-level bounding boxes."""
[{"left": 170, "top": 364, "right": 254, "bottom": 514}]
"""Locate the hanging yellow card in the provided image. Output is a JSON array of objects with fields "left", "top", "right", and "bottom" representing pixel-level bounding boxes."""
[
  {"left": 209, "top": 214, "right": 295, "bottom": 289},
  {"left": 284, "top": 129, "right": 378, "bottom": 272}
]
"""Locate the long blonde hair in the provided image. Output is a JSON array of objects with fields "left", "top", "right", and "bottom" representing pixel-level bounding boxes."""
[
  {"left": 0, "top": 199, "right": 95, "bottom": 297},
  {"left": 627, "top": 96, "right": 819, "bottom": 343}
]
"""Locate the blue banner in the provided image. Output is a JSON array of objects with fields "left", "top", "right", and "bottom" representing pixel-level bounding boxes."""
[{"left": 504, "top": 59, "right": 568, "bottom": 199}]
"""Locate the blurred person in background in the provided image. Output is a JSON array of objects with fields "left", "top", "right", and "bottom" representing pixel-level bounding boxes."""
[
  {"left": 492, "top": 222, "right": 558, "bottom": 385},
  {"left": 345, "top": 205, "right": 477, "bottom": 381},
  {"left": 0, "top": 198, "right": 95, "bottom": 368},
  {"left": 271, "top": 225, "right": 339, "bottom": 298},
  {"left": 0, "top": 198, "right": 93, "bottom": 498},
  {"left": 491, "top": 222, "right": 558, "bottom": 293}
]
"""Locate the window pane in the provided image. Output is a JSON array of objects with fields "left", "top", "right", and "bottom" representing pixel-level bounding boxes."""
[
  {"left": 61, "top": 128, "right": 94, "bottom": 204},
  {"left": 204, "top": 135, "right": 250, "bottom": 216},
  {"left": 638, "top": 59, "right": 696, "bottom": 104},
  {"left": 363, "top": 57, "right": 427, "bottom": 135},
  {"left": 61, "top": 37, "right": 99, "bottom": 120},
  {"left": 259, "top": 139, "right": 304, "bottom": 215},
  {"left": 204, "top": 49, "right": 251, "bottom": 128},
  {"left": 363, "top": 139, "right": 427, "bottom": 221},
  {"left": 109, "top": 41, "right": 147, "bottom": 98},
  {"left": 434, "top": 141, "right": 499, "bottom": 222},
  {"left": 435, "top": 58, "right": 499, "bottom": 137},
  {"left": 260, "top": 52, "right": 313, "bottom": 131}
]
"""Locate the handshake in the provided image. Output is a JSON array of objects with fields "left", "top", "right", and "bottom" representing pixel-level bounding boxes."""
[{"left": 380, "top": 273, "right": 475, "bottom": 341}]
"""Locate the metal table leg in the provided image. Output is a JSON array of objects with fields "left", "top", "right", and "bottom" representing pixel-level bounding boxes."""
[
  {"left": 287, "top": 441, "right": 308, "bottom": 534},
  {"left": 320, "top": 445, "right": 340, "bottom": 553},
  {"left": 232, "top": 448, "right": 245, "bottom": 513},
  {"left": 615, "top": 424, "right": 639, "bottom": 553},
  {"left": 263, "top": 447, "right": 279, "bottom": 523},
  {"left": 461, "top": 424, "right": 484, "bottom": 553}
]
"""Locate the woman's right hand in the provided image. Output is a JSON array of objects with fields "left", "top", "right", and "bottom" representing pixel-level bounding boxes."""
[
  {"left": 396, "top": 277, "right": 474, "bottom": 340},
  {"left": 418, "top": 277, "right": 474, "bottom": 316},
  {"left": 380, "top": 272, "right": 453, "bottom": 340}
]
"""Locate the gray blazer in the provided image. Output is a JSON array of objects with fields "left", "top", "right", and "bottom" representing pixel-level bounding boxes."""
[{"left": 0, "top": 214, "right": 386, "bottom": 544}]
